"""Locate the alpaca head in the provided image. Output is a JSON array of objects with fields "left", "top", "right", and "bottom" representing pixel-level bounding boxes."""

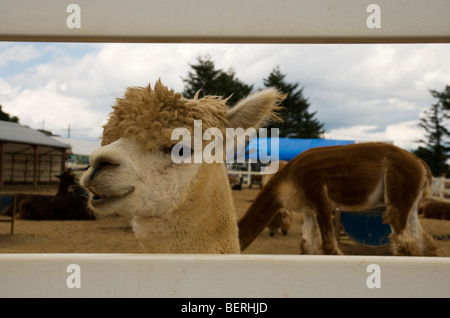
[
  {"left": 80, "top": 80, "right": 285, "bottom": 219},
  {"left": 55, "top": 170, "right": 76, "bottom": 195}
]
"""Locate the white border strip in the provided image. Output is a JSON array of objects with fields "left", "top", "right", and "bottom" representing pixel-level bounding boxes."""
[
  {"left": 0, "top": 254, "right": 449, "bottom": 298},
  {"left": 1, "top": 0, "right": 450, "bottom": 300},
  {"left": 1, "top": 0, "right": 449, "bottom": 43}
]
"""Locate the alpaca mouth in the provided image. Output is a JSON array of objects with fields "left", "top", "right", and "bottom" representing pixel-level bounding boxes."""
[{"left": 89, "top": 186, "right": 135, "bottom": 208}]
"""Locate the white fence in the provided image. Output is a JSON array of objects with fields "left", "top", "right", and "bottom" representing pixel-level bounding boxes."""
[
  {"left": 0, "top": 254, "right": 449, "bottom": 298},
  {"left": 432, "top": 177, "right": 450, "bottom": 202},
  {"left": 1, "top": 0, "right": 450, "bottom": 43},
  {"left": 1, "top": 0, "right": 450, "bottom": 299}
]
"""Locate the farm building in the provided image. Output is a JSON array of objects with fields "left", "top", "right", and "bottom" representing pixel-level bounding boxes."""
[
  {"left": 54, "top": 137, "right": 101, "bottom": 170},
  {"left": 0, "top": 121, "right": 71, "bottom": 189}
]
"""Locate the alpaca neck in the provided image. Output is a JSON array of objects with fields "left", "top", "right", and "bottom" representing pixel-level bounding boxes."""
[
  {"left": 238, "top": 171, "right": 285, "bottom": 251},
  {"left": 132, "top": 163, "right": 240, "bottom": 254},
  {"left": 56, "top": 182, "right": 69, "bottom": 195}
]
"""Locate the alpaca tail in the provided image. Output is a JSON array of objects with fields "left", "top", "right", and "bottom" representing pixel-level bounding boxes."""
[
  {"left": 238, "top": 171, "right": 284, "bottom": 251},
  {"left": 420, "top": 159, "right": 433, "bottom": 199}
]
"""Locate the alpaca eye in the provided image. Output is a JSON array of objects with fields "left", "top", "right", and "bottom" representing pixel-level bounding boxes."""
[
  {"left": 177, "top": 147, "right": 185, "bottom": 157},
  {"left": 162, "top": 146, "right": 172, "bottom": 155},
  {"left": 163, "top": 145, "right": 184, "bottom": 157},
  {"left": 164, "top": 144, "right": 193, "bottom": 161}
]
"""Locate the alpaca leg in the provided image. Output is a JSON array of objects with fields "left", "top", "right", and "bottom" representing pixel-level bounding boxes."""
[
  {"left": 421, "top": 231, "right": 438, "bottom": 256},
  {"left": 315, "top": 209, "right": 342, "bottom": 255},
  {"left": 268, "top": 213, "right": 282, "bottom": 237},
  {"left": 407, "top": 200, "right": 437, "bottom": 256},
  {"left": 383, "top": 163, "right": 437, "bottom": 256},
  {"left": 280, "top": 208, "right": 293, "bottom": 236},
  {"left": 299, "top": 211, "right": 323, "bottom": 254},
  {"left": 388, "top": 203, "right": 421, "bottom": 256},
  {"left": 384, "top": 174, "right": 438, "bottom": 255},
  {"left": 300, "top": 208, "right": 342, "bottom": 255},
  {"left": 307, "top": 194, "right": 342, "bottom": 255},
  {"left": 389, "top": 196, "right": 437, "bottom": 256}
]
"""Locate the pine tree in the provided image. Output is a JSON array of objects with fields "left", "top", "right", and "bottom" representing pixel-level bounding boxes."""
[
  {"left": 430, "top": 85, "right": 450, "bottom": 110},
  {"left": 263, "top": 67, "right": 324, "bottom": 138},
  {"left": 182, "top": 55, "right": 253, "bottom": 106},
  {"left": 413, "top": 86, "right": 450, "bottom": 176}
]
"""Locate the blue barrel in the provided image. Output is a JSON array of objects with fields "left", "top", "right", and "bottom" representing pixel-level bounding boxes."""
[
  {"left": 340, "top": 209, "right": 391, "bottom": 246},
  {"left": 0, "top": 196, "right": 14, "bottom": 215}
]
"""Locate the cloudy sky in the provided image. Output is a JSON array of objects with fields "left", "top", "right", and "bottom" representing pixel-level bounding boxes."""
[{"left": 1, "top": 42, "right": 449, "bottom": 151}]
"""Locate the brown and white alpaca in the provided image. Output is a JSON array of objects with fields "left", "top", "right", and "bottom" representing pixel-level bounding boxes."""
[
  {"left": 261, "top": 160, "right": 294, "bottom": 236},
  {"left": 80, "top": 80, "right": 284, "bottom": 253},
  {"left": 238, "top": 142, "right": 438, "bottom": 256}
]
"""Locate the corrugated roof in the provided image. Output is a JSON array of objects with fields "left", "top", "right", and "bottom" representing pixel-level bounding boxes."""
[{"left": 0, "top": 121, "right": 70, "bottom": 149}]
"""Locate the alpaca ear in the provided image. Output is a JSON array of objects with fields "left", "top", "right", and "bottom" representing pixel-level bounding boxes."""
[{"left": 226, "top": 88, "right": 285, "bottom": 130}]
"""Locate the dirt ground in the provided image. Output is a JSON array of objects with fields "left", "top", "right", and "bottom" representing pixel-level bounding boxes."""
[{"left": 0, "top": 184, "right": 449, "bottom": 256}]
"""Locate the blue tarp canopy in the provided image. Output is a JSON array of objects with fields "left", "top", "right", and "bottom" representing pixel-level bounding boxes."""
[{"left": 245, "top": 138, "right": 355, "bottom": 161}]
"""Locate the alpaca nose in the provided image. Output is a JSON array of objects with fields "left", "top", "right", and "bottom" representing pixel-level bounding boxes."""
[
  {"left": 92, "top": 156, "right": 119, "bottom": 169},
  {"left": 89, "top": 155, "right": 120, "bottom": 179}
]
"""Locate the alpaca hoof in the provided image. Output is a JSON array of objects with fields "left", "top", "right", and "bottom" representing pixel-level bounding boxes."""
[{"left": 323, "top": 244, "right": 343, "bottom": 255}]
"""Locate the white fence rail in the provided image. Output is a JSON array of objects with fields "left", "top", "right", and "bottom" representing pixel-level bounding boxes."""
[
  {"left": 1, "top": 0, "right": 450, "bottom": 43},
  {"left": 0, "top": 254, "right": 449, "bottom": 298},
  {"left": 432, "top": 177, "right": 450, "bottom": 202},
  {"left": 1, "top": 0, "right": 450, "bottom": 301}
]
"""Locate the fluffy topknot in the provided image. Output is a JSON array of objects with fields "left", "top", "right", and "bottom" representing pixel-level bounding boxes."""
[{"left": 101, "top": 80, "right": 229, "bottom": 151}]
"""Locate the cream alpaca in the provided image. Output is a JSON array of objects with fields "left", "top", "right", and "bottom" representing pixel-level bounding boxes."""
[{"left": 80, "top": 80, "right": 284, "bottom": 253}]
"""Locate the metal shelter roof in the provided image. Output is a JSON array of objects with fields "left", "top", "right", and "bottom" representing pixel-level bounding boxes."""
[
  {"left": 0, "top": 121, "right": 71, "bottom": 188},
  {"left": 0, "top": 121, "right": 70, "bottom": 149}
]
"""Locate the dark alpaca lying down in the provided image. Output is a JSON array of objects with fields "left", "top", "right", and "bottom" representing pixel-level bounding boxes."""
[
  {"left": 18, "top": 171, "right": 95, "bottom": 220},
  {"left": 419, "top": 200, "right": 450, "bottom": 220}
]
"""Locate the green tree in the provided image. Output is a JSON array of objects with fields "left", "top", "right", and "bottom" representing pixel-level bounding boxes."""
[
  {"left": 263, "top": 67, "right": 324, "bottom": 138},
  {"left": 430, "top": 85, "right": 450, "bottom": 110},
  {"left": 413, "top": 85, "right": 450, "bottom": 176},
  {"left": 182, "top": 55, "right": 253, "bottom": 106},
  {"left": 0, "top": 104, "right": 19, "bottom": 122}
]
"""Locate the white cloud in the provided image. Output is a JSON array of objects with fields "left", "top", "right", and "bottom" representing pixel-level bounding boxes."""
[
  {"left": 0, "top": 43, "right": 41, "bottom": 67},
  {"left": 2, "top": 80, "right": 105, "bottom": 139},
  {"left": 0, "top": 42, "right": 449, "bottom": 148},
  {"left": 324, "top": 120, "right": 425, "bottom": 150},
  {"left": 324, "top": 125, "right": 389, "bottom": 143},
  {"left": 385, "top": 121, "right": 424, "bottom": 150},
  {"left": 0, "top": 78, "right": 20, "bottom": 99}
]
